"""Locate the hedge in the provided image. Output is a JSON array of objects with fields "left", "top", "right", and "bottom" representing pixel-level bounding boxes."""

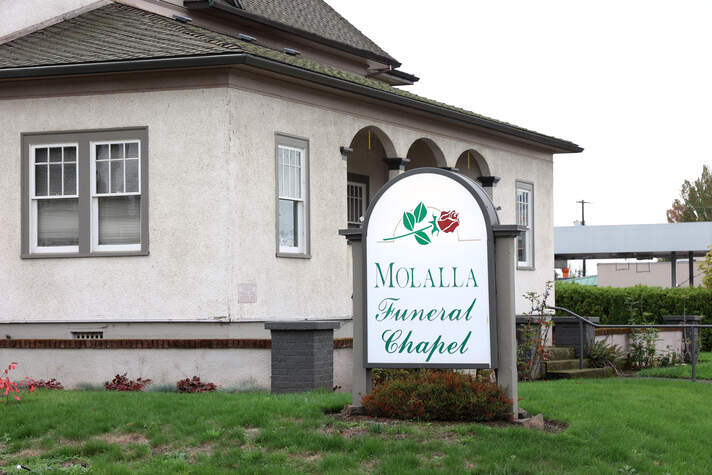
[{"left": 554, "top": 282, "right": 712, "bottom": 325}]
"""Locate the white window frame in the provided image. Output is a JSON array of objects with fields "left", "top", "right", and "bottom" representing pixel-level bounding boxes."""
[
  {"left": 90, "top": 140, "right": 142, "bottom": 252},
  {"left": 29, "top": 143, "right": 79, "bottom": 254},
  {"left": 516, "top": 181, "right": 534, "bottom": 269},
  {"left": 277, "top": 144, "right": 307, "bottom": 255}
]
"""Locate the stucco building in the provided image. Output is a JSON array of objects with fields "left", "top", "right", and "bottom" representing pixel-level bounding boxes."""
[{"left": 0, "top": 0, "right": 581, "bottom": 389}]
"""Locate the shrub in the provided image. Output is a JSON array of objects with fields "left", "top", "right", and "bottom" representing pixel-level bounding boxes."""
[
  {"left": 658, "top": 347, "right": 683, "bottom": 367},
  {"left": 627, "top": 326, "right": 659, "bottom": 369},
  {"left": 21, "top": 378, "right": 63, "bottom": 390},
  {"left": 555, "top": 283, "right": 712, "bottom": 325},
  {"left": 517, "top": 282, "right": 554, "bottom": 381},
  {"left": 1, "top": 362, "right": 35, "bottom": 403},
  {"left": 587, "top": 341, "right": 624, "bottom": 369},
  {"left": 701, "top": 328, "right": 712, "bottom": 352},
  {"left": 176, "top": 376, "right": 217, "bottom": 393},
  {"left": 362, "top": 369, "right": 512, "bottom": 422},
  {"left": 104, "top": 373, "right": 152, "bottom": 392}
]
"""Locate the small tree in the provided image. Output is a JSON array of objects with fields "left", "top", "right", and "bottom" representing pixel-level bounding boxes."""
[
  {"left": 699, "top": 246, "right": 712, "bottom": 289},
  {"left": 666, "top": 165, "right": 712, "bottom": 223},
  {"left": 517, "top": 282, "right": 554, "bottom": 381}
]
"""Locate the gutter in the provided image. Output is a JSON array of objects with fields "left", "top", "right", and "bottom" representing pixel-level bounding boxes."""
[{"left": 0, "top": 53, "right": 583, "bottom": 153}]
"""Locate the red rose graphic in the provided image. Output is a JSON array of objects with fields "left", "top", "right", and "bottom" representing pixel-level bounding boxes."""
[{"left": 437, "top": 210, "right": 459, "bottom": 233}]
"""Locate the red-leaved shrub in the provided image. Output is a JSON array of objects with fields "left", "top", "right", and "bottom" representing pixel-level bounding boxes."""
[
  {"left": 104, "top": 373, "right": 152, "bottom": 391},
  {"left": 362, "top": 369, "right": 512, "bottom": 422},
  {"left": 32, "top": 379, "right": 64, "bottom": 390},
  {"left": 1, "top": 362, "right": 35, "bottom": 403},
  {"left": 176, "top": 376, "right": 217, "bottom": 393}
]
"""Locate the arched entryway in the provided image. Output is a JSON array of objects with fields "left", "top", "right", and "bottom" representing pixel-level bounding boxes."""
[
  {"left": 405, "top": 138, "right": 446, "bottom": 170},
  {"left": 345, "top": 126, "right": 395, "bottom": 227},
  {"left": 455, "top": 149, "right": 490, "bottom": 182}
]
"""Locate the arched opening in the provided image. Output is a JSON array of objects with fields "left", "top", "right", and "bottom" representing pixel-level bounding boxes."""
[
  {"left": 405, "top": 138, "right": 446, "bottom": 170},
  {"left": 346, "top": 126, "right": 394, "bottom": 227},
  {"left": 455, "top": 149, "right": 490, "bottom": 182}
]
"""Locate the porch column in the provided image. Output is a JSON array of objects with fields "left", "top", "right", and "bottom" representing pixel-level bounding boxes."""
[
  {"left": 476, "top": 176, "right": 501, "bottom": 199},
  {"left": 671, "top": 251, "right": 677, "bottom": 288},
  {"left": 689, "top": 251, "right": 695, "bottom": 287},
  {"left": 339, "top": 228, "right": 370, "bottom": 406},
  {"left": 383, "top": 157, "right": 409, "bottom": 180},
  {"left": 493, "top": 224, "right": 525, "bottom": 419}
]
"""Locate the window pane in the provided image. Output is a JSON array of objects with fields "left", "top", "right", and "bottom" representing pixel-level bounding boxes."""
[
  {"left": 37, "top": 198, "right": 79, "bottom": 247},
  {"left": 35, "top": 148, "right": 48, "bottom": 163},
  {"left": 517, "top": 234, "right": 526, "bottom": 263},
  {"left": 125, "top": 142, "right": 139, "bottom": 158},
  {"left": 96, "top": 161, "right": 109, "bottom": 194},
  {"left": 35, "top": 164, "right": 48, "bottom": 196},
  {"left": 49, "top": 164, "right": 62, "bottom": 196},
  {"left": 280, "top": 161, "right": 287, "bottom": 196},
  {"left": 97, "top": 144, "right": 109, "bottom": 160},
  {"left": 98, "top": 196, "right": 141, "bottom": 245},
  {"left": 63, "top": 146, "right": 76, "bottom": 162},
  {"left": 110, "top": 160, "right": 124, "bottom": 193},
  {"left": 49, "top": 147, "right": 62, "bottom": 163},
  {"left": 125, "top": 160, "right": 139, "bottom": 193},
  {"left": 278, "top": 149, "right": 303, "bottom": 199},
  {"left": 110, "top": 143, "right": 124, "bottom": 159},
  {"left": 63, "top": 163, "right": 76, "bottom": 195},
  {"left": 278, "top": 199, "right": 298, "bottom": 248}
]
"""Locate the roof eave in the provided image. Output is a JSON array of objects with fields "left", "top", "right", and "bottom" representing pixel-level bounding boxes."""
[
  {"left": 183, "top": 0, "right": 402, "bottom": 68},
  {"left": 0, "top": 53, "right": 582, "bottom": 153}
]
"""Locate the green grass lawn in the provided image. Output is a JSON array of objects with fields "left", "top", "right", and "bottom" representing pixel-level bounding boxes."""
[
  {"left": 1, "top": 379, "right": 711, "bottom": 473},
  {"left": 638, "top": 352, "right": 712, "bottom": 379}
]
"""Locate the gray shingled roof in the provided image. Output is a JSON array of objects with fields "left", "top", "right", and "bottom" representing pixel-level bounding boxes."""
[
  {"left": 0, "top": 7, "right": 239, "bottom": 67},
  {"left": 0, "top": 4, "right": 581, "bottom": 152},
  {"left": 201, "top": 0, "right": 397, "bottom": 65},
  {"left": 0, "top": 5, "right": 239, "bottom": 67}
]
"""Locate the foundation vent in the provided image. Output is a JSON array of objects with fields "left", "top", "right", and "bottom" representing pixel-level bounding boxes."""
[{"left": 71, "top": 331, "right": 104, "bottom": 340}]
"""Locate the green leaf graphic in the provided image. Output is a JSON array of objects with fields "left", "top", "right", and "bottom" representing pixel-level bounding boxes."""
[
  {"left": 403, "top": 212, "right": 415, "bottom": 231},
  {"left": 414, "top": 230, "right": 431, "bottom": 245},
  {"left": 414, "top": 202, "right": 427, "bottom": 223}
]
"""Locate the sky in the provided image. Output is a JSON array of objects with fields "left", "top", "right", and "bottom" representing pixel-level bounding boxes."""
[{"left": 326, "top": 0, "right": 712, "bottom": 228}]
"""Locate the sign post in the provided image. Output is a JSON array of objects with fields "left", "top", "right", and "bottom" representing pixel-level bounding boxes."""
[{"left": 341, "top": 168, "right": 522, "bottom": 415}]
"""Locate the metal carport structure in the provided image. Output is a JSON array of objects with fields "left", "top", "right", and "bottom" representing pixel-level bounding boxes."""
[{"left": 554, "top": 222, "right": 712, "bottom": 287}]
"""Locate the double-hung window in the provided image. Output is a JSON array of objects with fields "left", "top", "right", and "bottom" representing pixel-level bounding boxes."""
[
  {"left": 29, "top": 144, "right": 80, "bottom": 253},
  {"left": 91, "top": 140, "right": 142, "bottom": 251},
  {"left": 276, "top": 134, "right": 309, "bottom": 257},
  {"left": 22, "top": 128, "right": 148, "bottom": 257},
  {"left": 516, "top": 181, "right": 534, "bottom": 269}
]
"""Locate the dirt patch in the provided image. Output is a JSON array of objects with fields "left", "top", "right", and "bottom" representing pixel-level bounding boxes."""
[
  {"left": 543, "top": 419, "right": 568, "bottom": 433},
  {"left": 12, "top": 447, "right": 44, "bottom": 458},
  {"left": 319, "top": 424, "right": 369, "bottom": 439},
  {"left": 61, "top": 459, "right": 88, "bottom": 468},
  {"left": 289, "top": 452, "right": 322, "bottom": 463},
  {"left": 360, "top": 459, "right": 376, "bottom": 473},
  {"left": 244, "top": 427, "right": 260, "bottom": 439},
  {"left": 184, "top": 442, "right": 214, "bottom": 458},
  {"left": 95, "top": 432, "right": 149, "bottom": 445},
  {"left": 326, "top": 411, "right": 568, "bottom": 435}
]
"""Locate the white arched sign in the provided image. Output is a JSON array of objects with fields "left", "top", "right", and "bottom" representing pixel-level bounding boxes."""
[{"left": 363, "top": 168, "right": 498, "bottom": 368}]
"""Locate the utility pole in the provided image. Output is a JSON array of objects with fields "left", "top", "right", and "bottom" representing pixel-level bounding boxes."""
[{"left": 576, "top": 200, "right": 591, "bottom": 276}]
